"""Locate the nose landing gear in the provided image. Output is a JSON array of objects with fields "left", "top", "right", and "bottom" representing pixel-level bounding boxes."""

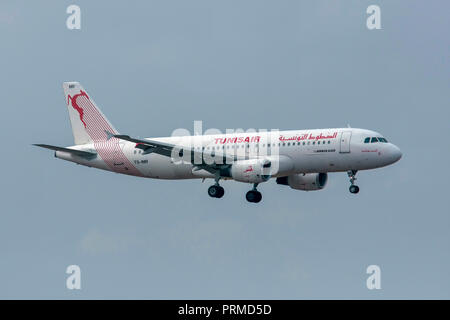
[
  {"left": 349, "top": 184, "right": 360, "bottom": 194},
  {"left": 246, "top": 183, "right": 262, "bottom": 203},
  {"left": 347, "top": 170, "right": 359, "bottom": 194}
]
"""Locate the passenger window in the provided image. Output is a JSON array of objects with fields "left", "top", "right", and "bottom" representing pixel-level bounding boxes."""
[
  {"left": 364, "top": 137, "right": 370, "bottom": 143},
  {"left": 371, "top": 137, "right": 378, "bottom": 143}
]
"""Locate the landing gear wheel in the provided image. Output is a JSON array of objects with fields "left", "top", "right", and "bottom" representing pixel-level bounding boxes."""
[
  {"left": 349, "top": 185, "right": 360, "bottom": 194},
  {"left": 246, "top": 190, "right": 262, "bottom": 203},
  {"left": 347, "top": 170, "right": 359, "bottom": 194},
  {"left": 208, "top": 185, "right": 224, "bottom": 198}
]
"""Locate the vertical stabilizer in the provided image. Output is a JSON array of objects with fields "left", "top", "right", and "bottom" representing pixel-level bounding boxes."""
[{"left": 63, "top": 82, "right": 119, "bottom": 145}]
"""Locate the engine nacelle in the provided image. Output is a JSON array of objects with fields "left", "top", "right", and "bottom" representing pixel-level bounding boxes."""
[
  {"left": 276, "top": 173, "right": 328, "bottom": 191},
  {"left": 229, "top": 159, "right": 272, "bottom": 183}
]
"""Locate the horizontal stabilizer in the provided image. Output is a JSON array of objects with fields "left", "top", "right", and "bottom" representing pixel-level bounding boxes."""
[{"left": 33, "top": 144, "right": 97, "bottom": 159}]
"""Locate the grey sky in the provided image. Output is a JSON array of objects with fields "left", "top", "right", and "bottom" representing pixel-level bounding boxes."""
[{"left": 0, "top": 0, "right": 449, "bottom": 298}]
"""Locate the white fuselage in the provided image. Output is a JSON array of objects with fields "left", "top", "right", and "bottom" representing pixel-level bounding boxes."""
[{"left": 56, "top": 128, "right": 402, "bottom": 181}]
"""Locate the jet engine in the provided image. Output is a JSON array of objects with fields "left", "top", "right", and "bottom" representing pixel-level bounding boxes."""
[
  {"left": 276, "top": 173, "right": 328, "bottom": 191},
  {"left": 229, "top": 159, "right": 272, "bottom": 183}
]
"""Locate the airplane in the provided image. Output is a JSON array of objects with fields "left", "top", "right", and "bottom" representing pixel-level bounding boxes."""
[{"left": 34, "top": 82, "right": 402, "bottom": 203}]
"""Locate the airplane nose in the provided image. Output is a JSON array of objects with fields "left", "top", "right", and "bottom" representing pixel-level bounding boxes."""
[{"left": 390, "top": 144, "right": 402, "bottom": 163}]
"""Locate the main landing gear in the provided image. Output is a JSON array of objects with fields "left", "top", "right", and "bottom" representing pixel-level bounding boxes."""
[
  {"left": 208, "top": 185, "right": 224, "bottom": 198},
  {"left": 208, "top": 176, "right": 224, "bottom": 198},
  {"left": 207, "top": 177, "right": 262, "bottom": 203},
  {"left": 347, "top": 170, "right": 360, "bottom": 194},
  {"left": 246, "top": 183, "right": 262, "bottom": 203}
]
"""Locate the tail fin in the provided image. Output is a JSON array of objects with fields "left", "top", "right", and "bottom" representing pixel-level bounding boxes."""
[{"left": 63, "top": 82, "right": 119, "bottom": 145}]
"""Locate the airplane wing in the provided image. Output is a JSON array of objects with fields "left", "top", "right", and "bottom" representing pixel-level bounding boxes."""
[
  {"left": 114, "top": 134, "right": 238, "bottom": 173},
  {"left": 33, "top": 144, "right": 97, "bottom": 159},
  {"left": 114, "top": 135, "right": 174, "bottom": 157}
]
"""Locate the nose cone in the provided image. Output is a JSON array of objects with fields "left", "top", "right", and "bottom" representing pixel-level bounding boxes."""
[{"left": 389, "top": 144, "right": 402, "bottom": 164}]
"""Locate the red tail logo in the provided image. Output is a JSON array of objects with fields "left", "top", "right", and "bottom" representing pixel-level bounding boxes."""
[{"left": 67, "top": 90, "right": 89, "bottom": 128}]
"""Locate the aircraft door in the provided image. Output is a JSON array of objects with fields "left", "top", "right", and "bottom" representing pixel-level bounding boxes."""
[{"left": 339, "top": 131, "right": 352, "bottom": 153}]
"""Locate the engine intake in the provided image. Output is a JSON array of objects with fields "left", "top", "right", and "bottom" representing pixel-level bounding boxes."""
[{"left": 276, "top": 173, "right": 328, "bottom": 191}]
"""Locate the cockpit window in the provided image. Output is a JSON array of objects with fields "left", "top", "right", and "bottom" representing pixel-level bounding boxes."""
[{"left": 365, "top": 136, "right": 389, "bottom": 143}]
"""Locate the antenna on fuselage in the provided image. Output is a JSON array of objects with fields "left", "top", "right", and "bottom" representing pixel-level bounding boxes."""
[{"left": 347, "top": 124, "right": 352, "bottom": 128}]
